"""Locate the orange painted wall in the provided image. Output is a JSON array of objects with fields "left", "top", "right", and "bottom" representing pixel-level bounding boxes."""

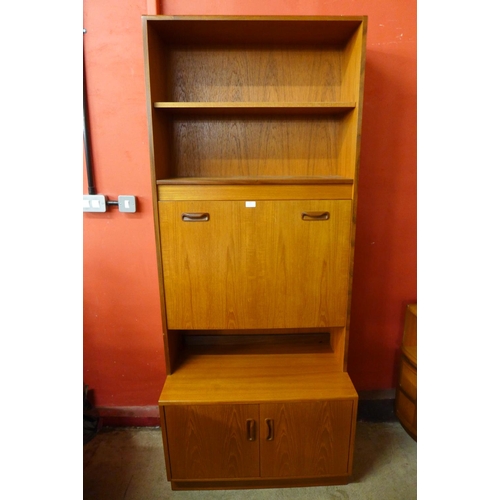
[{"left": 83, "top": 0, "right": 416, "bottom": 410}]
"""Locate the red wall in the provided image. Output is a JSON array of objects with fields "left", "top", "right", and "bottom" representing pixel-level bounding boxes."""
[{"left": 83, "top": 0, "right": 416, "bottom": 414}]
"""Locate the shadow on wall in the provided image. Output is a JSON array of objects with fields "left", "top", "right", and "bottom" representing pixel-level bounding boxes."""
[{"left": 348, "top": 48, "right": 417, "bottom": 391}]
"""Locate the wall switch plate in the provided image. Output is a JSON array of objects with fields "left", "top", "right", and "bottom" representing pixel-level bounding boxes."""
[
  {"left": 83, "top": 194, "right": 107, "bottom": 212},
  {"left": 118, "top": 195, "right": 136, "bottom": 213}
]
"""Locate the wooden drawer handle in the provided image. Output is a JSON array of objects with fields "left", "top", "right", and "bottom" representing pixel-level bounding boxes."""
[
  {"left": 265, "top": 418, "right": 274, "bottom": 441},
  {"left": 246, "top": 419, "right": 256, "bottom": 441},
  {"left": 182, "top": 212, "right": 210, "bottom": 222},
  {"left": 302, "top": 211, "right": 330, "bottom": 221}
]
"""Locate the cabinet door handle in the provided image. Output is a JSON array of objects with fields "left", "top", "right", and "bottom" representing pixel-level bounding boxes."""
[
  {"left": 181, "top": 212, "right": 210, "bottom": 222},
  {"left": 265, "top": 418, "right": 274, "bottom": 441},
  {"left": 246, "top": 419, "right": 256, "bottom": 441},
  {"left": 301, "top": 211, "right": 330, "bottom": 221}
]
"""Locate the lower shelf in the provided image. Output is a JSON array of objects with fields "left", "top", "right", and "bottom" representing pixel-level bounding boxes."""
[{"left": 159, "top": 349, "right": 357, "bottom": 405}]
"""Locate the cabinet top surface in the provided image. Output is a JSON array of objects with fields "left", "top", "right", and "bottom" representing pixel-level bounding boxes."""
[{"left": 160, "top": 352, "right": 358, "bottom": 404}]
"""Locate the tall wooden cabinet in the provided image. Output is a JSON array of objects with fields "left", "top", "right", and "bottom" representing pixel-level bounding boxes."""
[{"left": 142, "top": 16, "right": 367, "bottom": 490}]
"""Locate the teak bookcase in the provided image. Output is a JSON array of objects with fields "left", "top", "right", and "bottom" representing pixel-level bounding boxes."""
[{"left": 142, "top": 15, "right": 367, "bottom": 490}]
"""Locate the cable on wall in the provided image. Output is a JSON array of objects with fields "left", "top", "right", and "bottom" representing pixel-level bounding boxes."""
[
  {"left": 82, "top": 28, "right": 137, "bottom": 213},
  {"left": 83, "top": 28, "right": 97, "bottom": 196}
]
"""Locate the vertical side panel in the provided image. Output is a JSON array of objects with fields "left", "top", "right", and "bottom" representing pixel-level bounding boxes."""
[
  {"left": 340, "top": 19, "right": 367, "bottom": 371},
  {"left": 143, "top": 19, "right": 174, "bottom": 372},
  {"left": 159, "top": 405, "right": 172, "bottom": 480},
  {"left": 346, "top": 397, "right": 358, "bottom": 475}
]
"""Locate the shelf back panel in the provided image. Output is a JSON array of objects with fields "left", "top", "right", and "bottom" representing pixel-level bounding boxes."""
[
  {"left": 164, "top": 45, "right": 344, "bottom": 103},
  {"left": 160, "top": 114, "right": 356, "bottom": 179}
]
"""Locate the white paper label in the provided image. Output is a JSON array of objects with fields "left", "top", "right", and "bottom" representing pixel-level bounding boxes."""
[{"left": 245, "top": 201, "right": 256, "bottom": 208}]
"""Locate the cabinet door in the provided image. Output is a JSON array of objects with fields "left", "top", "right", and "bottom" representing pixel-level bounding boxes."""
[
  {"left": 160, "top": 200, "right": 352, "bottom": 329},
  {"left": 260, "top": 400, "right": 354, "bottom": 478},
  {"left": 164, "top": 404, "right": 260, "bottom": 479}
]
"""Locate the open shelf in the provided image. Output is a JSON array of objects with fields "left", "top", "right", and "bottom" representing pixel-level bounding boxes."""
[
  {"left": 160, "top": 351, "right": 356, "bottom": 404},
  {"left": 159, "top": 333, "right": 354, "bottom": 405},
  {"left": 151, "top": 113, "right": 359, "bottom": 180},
  {"left": 153, "top": 102, "right": 356, "bottom": 115}
]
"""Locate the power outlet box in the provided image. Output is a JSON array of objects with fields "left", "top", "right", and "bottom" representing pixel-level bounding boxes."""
[
  {"left": 83, "top": 194, "right": 107, "bottom": 212},
  {"left": 118, "top": 195, "right": 136, "bottom": 213}
]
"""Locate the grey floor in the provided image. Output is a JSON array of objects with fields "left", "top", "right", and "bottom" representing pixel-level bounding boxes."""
[{"left": 83, "top": 421, "right": 416, "bottom": 500}]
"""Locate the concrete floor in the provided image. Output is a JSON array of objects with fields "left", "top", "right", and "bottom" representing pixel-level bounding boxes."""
[{"left": 83, "top": 421, "right": 416, "bottom": 500}]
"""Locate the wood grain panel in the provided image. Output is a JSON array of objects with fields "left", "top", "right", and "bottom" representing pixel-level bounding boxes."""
[
  {"left": 159, "top": 406, "right": 172, "bottom": 480},
  {"left": 160, "top": 200, "right": 352, "bottom": 329},
  {"left": 169, "top": 115, "right": 347, "bottom": 178},
  {"left": 260, "top": 400, "right": 353, "bottom": 477},
  {"left": 167, "top": 46, "right": 343, "bottom": 103},
  {"left": 158, "top": 177, "right": 353, "bottom": 185},
  {"left": 399, "top": 357, "right": 417, "bottom": 401},
  {"left": 337, "top": 108, "right": 359, "bottom": 179},
  {"left": 395, "top": 390, "right": 416, "bottom": 440},
  {"left": 153, "top": 102, "right": 356, "bottom": 114},
  {"left": 159, "top": 355, "right": 357, "bottom": 404},
  {"left": 157, "top": 183, "right": 353, "bottom": 201},
  {"left": 340, "top": 22, "right": 366, "bottom": 103},
  {"left": 165, "top": 404, "right": 260, "bottom": 479}
]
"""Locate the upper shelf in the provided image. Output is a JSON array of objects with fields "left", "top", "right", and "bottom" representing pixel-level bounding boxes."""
[{"left": 153, "top": 102, "right": 356, "bottom": 115}]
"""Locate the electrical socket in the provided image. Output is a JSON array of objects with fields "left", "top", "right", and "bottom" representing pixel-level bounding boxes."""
[
  {"left": 118, "top": 195, "right": 136, "bottom": 213},
  {"left": 83, "top": 194, "right": 107, "bottom": 212}
]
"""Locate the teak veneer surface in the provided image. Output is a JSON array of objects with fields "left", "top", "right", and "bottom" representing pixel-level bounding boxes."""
[
  {"left": 144, "top": 15, "right": 367, "bottom": 489},
  {"left": 160, "top": 199, "right": 352, "bottom": 330},
  {"left": 164, "top": 400, "right": 355, "bottom": 481},
  {"left": 157, "top": 183, "right": 354, "bottom": 201},
  {"left": 402, "top": 345, "right": 417, "bottom": 367},
  {"left": 159, "top": 352, "right": 357, "bottom": 404},
  {"left": 259, "top": 400, "right": 354, "bottom": 478},
  {"left": 162, "top": 115, "right": 355, "bottom": 179},
  {"left": 164, "top": 47, "right": 348, "bottom": 103},
  {"left": 153, "top": 102, "right": 356, "bottom": 114},
  {"left": 157, "top": 176, "right": 353, "bottom": 185},
  {"left": 165, "top": 404, "right": 260, "bottom": 479},
  {"left": 396, "top": 304, "right": 417, "bottom": 441}
]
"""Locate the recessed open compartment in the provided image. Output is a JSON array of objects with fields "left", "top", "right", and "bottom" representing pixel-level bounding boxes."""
[
  {"left": 146, "top": 18, "right": 363, "bottom": 104},
  {"left": 166, "top": 328, "right": 348, "bottom": 375},
  {"left": 184, "top": 331, "right": 332, "bottom": 354},
  {"left": 152, "top": 110, "right": 359, "bottom": 181}
]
